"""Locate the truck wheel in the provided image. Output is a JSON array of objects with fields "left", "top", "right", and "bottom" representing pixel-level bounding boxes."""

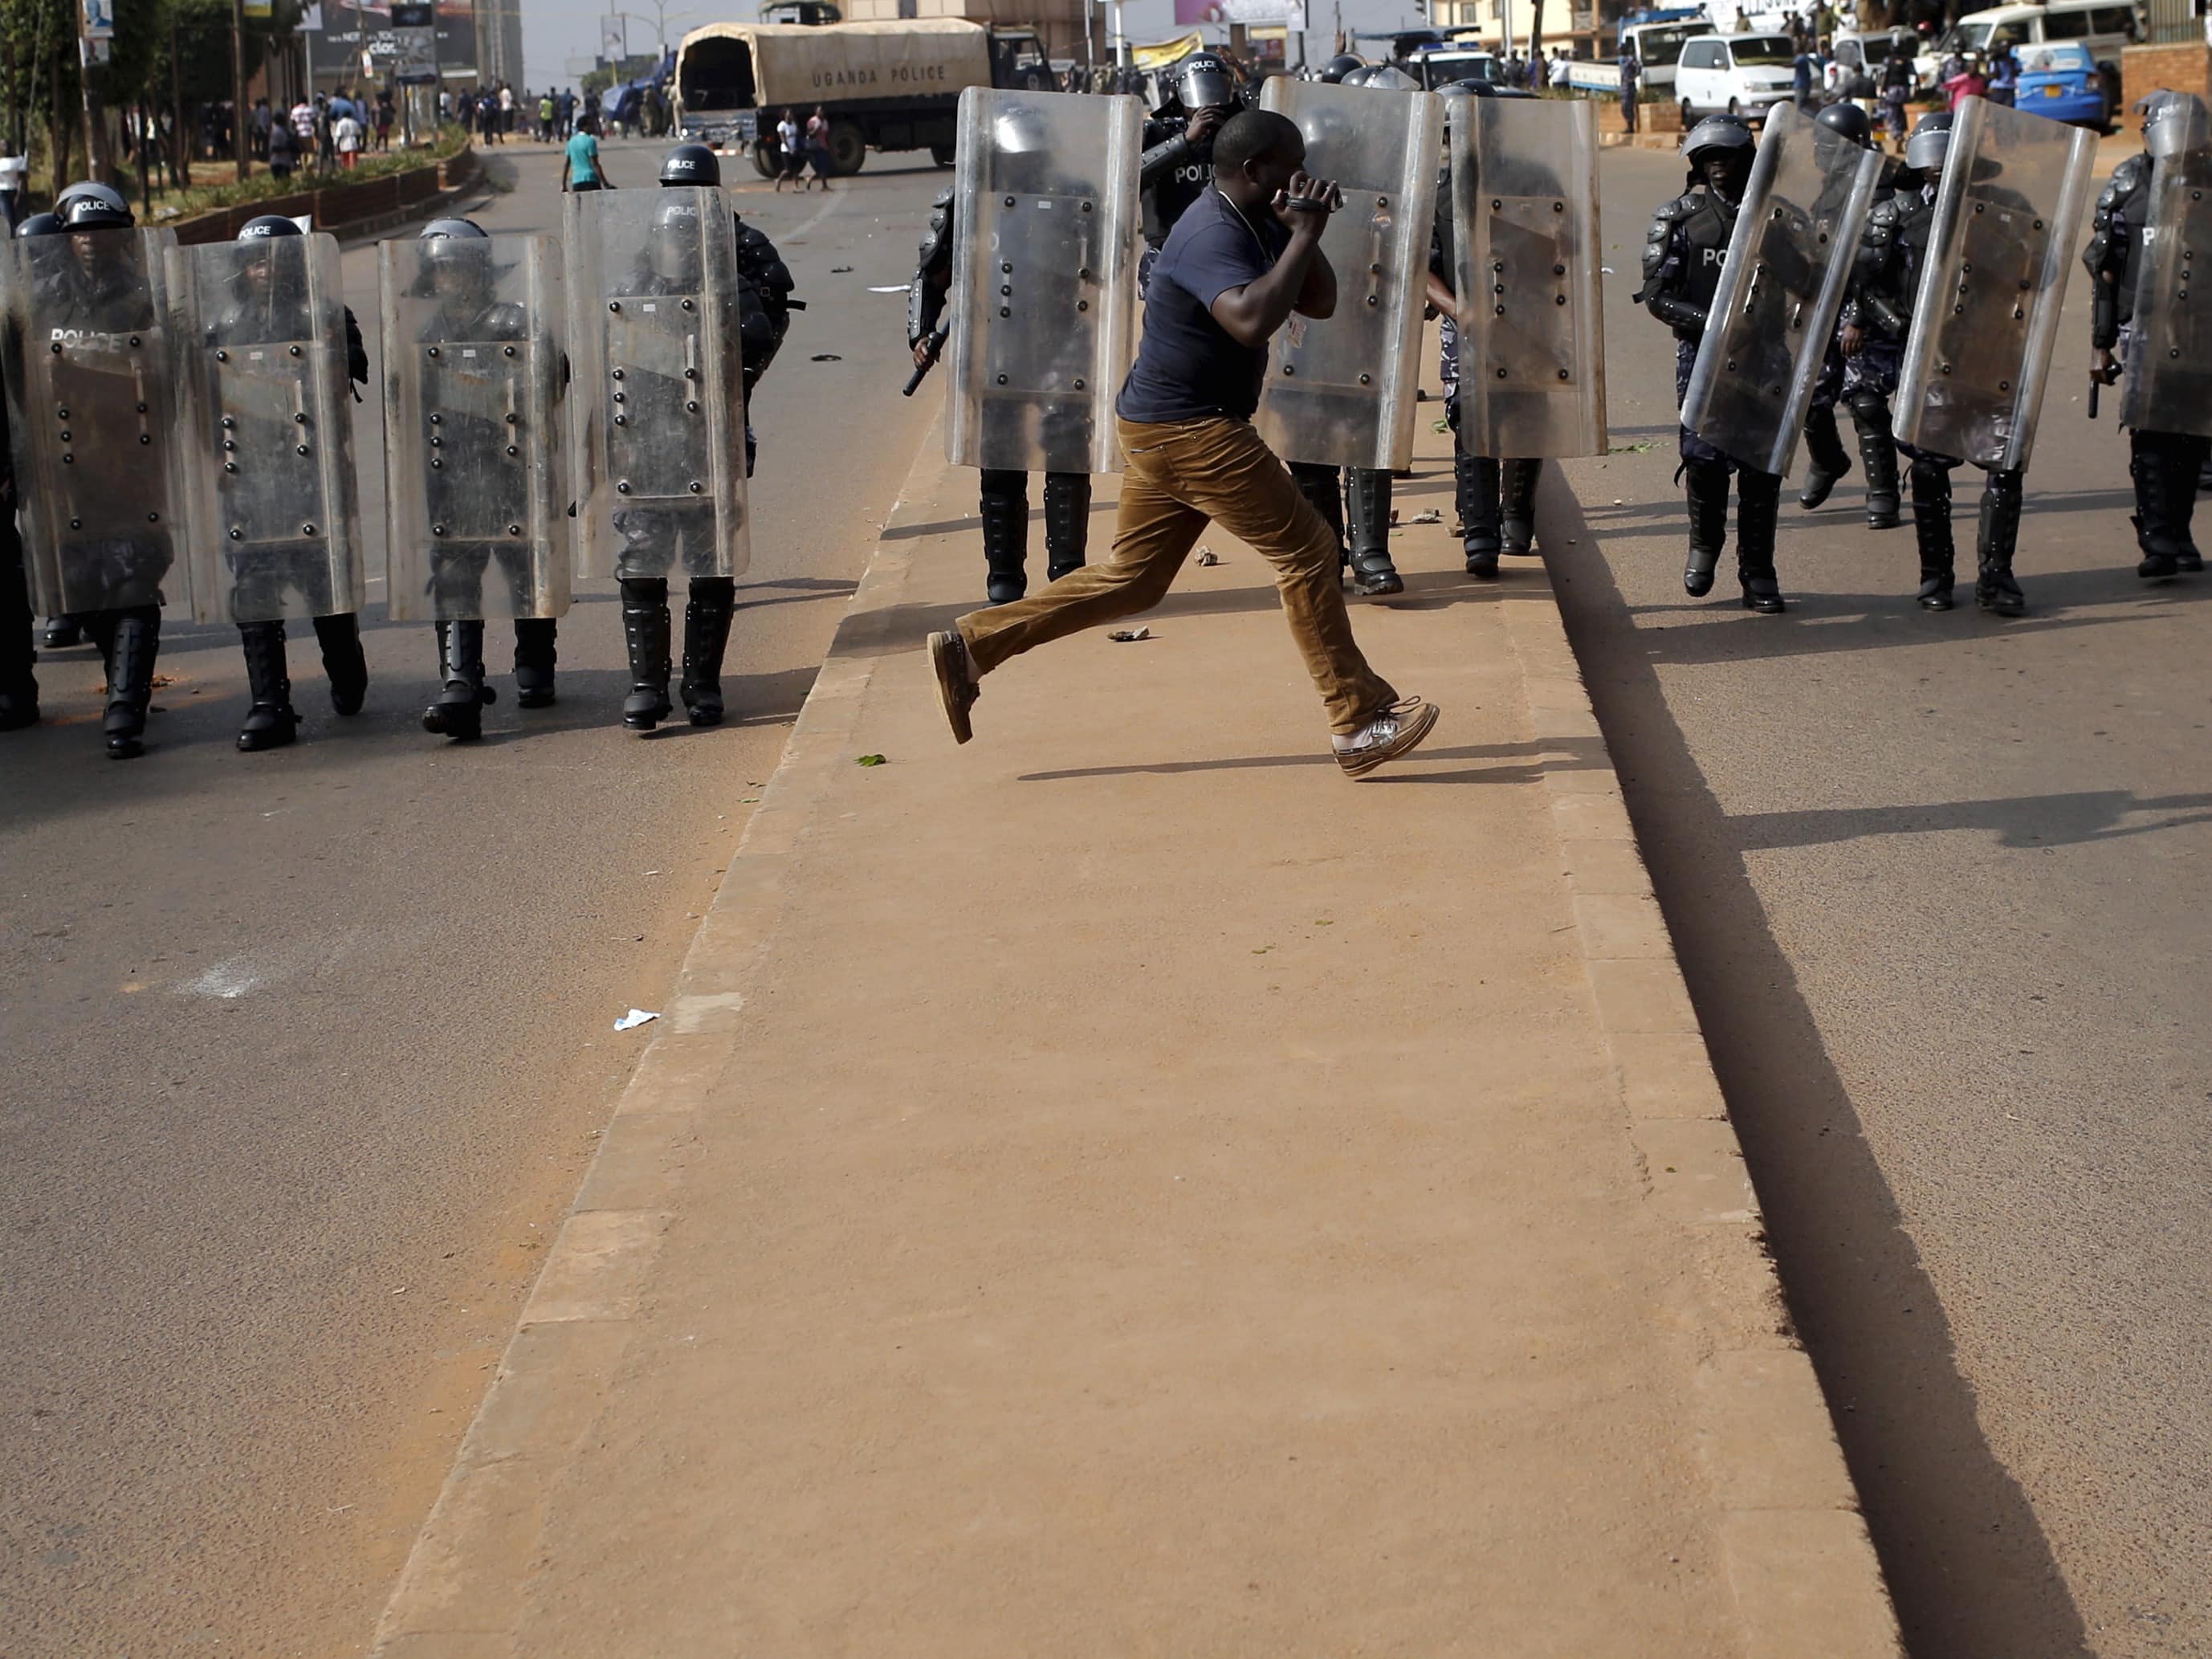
[
  {"left": 930, "top": 141, "right": 956, "bottom": 168},
  {"left": 751, "top": 141, "right": 780, "bottom": 180},
  {"left": 829, "top": 124, "right": 867, "bottom": 176}
]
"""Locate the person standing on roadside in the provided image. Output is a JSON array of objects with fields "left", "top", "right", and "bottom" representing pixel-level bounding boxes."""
[
  {"left": 927, "top": 109, "right": 1439, "bottom": 778},
  {"left": 562, "top": 114, "right": 610, "bottom": 192},
  {"left": 1618, "top": 40, "right": 1641, "bottom": 132},
  {"left": 805, "top": 105, "right": 835, "bottom": 189},
  {"left": 776, "top": 108, "right": 804, "bottom": 190},
  {"left": 333, "top": 105, "right": 363, "bottom": 169}
]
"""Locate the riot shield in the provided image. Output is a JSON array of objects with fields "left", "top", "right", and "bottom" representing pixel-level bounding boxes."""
[
  {"left": 1680, "top": 104, "right": 1883, "bottom": 477},
  {"left": 380, "top": 234, "right": 572, "bottom": 622},
  {"left": 2119, "top": 96, "right": 2212, "bottom": 439},
  {"left": 169, "top": 232, "right": 366, "bottom": 625},
  {"left": 1255, "top": 79, "right": 1443, "bottom": 471},
  {"left": 1449, "top": 94, "right": 1607, "bottom": 462},
  {"left": 1896, "top": 95, "right": 2096, "bottom": 471},
  {"left": 0, "top": 226, "right": 187, "bottom": 618},
  {"left": 565, "top": 185, "right": 749, "bottom": 582},
  {"left": 943, "top": 87, "right": 1142, "bottom": 476}
]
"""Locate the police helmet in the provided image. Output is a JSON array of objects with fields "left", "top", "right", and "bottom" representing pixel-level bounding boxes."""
[
  {"left": 1338, "top": 64, "right": 1377, "bottom": 87},
  {"left": 1173, "top": 51, "right": 1238, "bottom": 112},
  {"left": 1363, "top": 65, "right": 1421, "bottom": 90},
  {"left": 14, "top": 210, "right": 62, "bottom": 238},
  {"left": 420, "top": 216, "right": 489, "bottom": 242},
  {"left": 1318, "top": 52, "right": 1364, "bottom": 84},
  {"left": 59, "top": 190, "right": 133, "bottom": 232},
  {"left": 2140, "top": 89, "right": 2209, "bottom": 160},
  {"left": 658, "top": 141, "right": 721, "bottom": 188},
  {"left": 237, "top": 214, "right": 304, "bottom": 240},
  {"left": 1439, "top": 76, "right": 1498, "bottom": 98},
  {"left": 1904, "top": 109, "right": 1953, "bottom": 173},
  {"left": 55, "top": 180, "right": 128, "bottom": 218},
  {"left": 1813, "top": 100, "right": 1873, "bottom": 149},
  {"left": 1682, "top": 113, "right": 1755, "bottom": 164}
]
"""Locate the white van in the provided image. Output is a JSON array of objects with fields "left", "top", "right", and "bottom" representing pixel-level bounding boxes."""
[
  {"left": 1674, "top": 32, "right": 1800, "bottom": 124},
  {"left": 1918, "top": 1, "right": 2141, "bottom": 95}
]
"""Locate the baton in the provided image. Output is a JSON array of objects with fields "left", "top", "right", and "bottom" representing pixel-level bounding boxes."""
[
  {"left": 902, "top": 328, "right": 947, "bottom": 397},
  {"left": 2088, "top": 379, "right": 2100, "bottom": 420}
]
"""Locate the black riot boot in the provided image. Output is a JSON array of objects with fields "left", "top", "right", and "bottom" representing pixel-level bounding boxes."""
[
  {"left": 312, "top": 613, "right": 368, "bottom": 715},
  {"left": 1798, "top": 402, "right": 1853, "bottom": 509},
  {"left": 1974, "top": 467, "right": 2027, "bottom": 617},
  {"left": 1290, "top": 462, "right": 1346, "bottom": 576},
  {"left": 2170, "top": 434, "right": 2209, "bottom": 573},
  {"left": 1682, "top": 459, "right": 1730, "bottom": 597},
  {"left": 978, "top": 470, "right": 1029, "bottom": 605},
  {"left": 100, "top": 605, "right": 160, "bottom": 760},
  {"left": 42, "top": 614, "right": 84, "bottom": 650},
  {"left": 512, "top": 618, "right": 558, "bottom": 707},
  {"left": 679, "top": 577, "right": 737, "bottom": 727},
  {"left": 1500, "top": 459, "right": 1542, "bottom": 556},
  {"left": 235, "top": 621, "right": 299, "bottom": 752},
  {"left": 2, "top": 539, "right": 37, "bottom": 732},
  {"left": 619, "top": 577, "right": 674, "bottom": 731},
  {"left": 1735, "top": 469, "right": 1786, "bottom": 613},
  {"left": 1041, "top": 471, "right": 1090, "bottom": 583},
  {"left": 1457, "top": 453, "right": 1503, "bottom": 579},
  {"left": 1345, "top": 467, "right": 1403, "bottom": 597},
  {"left": 2131, "top": 433, "right": 2182, "bottom": 581},
  {"left": 1909, "top": 456, "right": 1956, "bottom": 609},
  {"left": 422, "top": 621, "right": 491, "bottom": 740},
  {"left": 1848, "top": 389, "right": 1901, "bottom": 529}
]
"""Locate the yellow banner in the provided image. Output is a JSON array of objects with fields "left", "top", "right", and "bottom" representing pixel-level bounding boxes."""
[
  {"left": 242, "top": 0, "right": 271, "bottom": 16},
  {"left": 1132, "top": 31, "right": 1205, "bottom": 69}
]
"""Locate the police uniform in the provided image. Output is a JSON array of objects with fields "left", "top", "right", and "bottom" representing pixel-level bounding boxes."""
[
  {"left": 1847, "top": 172, "right": 2027, "bottom": 612},
  {"left": 2084, "top": 146, "right": 2207, "bottom": 578},
  {"left": 1637, "top": 157, "right": 1787, "bottom": 611}
]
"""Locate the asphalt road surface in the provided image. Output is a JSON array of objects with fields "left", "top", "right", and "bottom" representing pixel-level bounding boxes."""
[
  {"left": 0, "top": 138, "right": 945, "bottom": 1656},
  {"left": 1558, "top": 145, "right": 2210, "bottom": 1659}
]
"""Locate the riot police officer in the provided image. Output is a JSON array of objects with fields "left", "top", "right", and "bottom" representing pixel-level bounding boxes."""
[
  {"left": 402, "top": 218, "right": 565, "bottom": 740},
  {"left": 2085, "top": 92, "right": 2208, "bottom": 581},
  {"left": 607, "top": 145, "right": 794, "bottom": 730},
  {"left": 1638, "top": 116, "right": 1787, "bottom": 613},
  {"left": 1799, "top": 100, "right": 1892, "bottom": 519},
  {"left": 0, "top": 340, "right": 32, "bottom": 730},
  {"left": 1432, "top": 79, "right": 1547, "bottom": 580},
  {"left": 1846, "top": 112, "right": 2027, "bottom": 613},
  {"left": 204, "top": 214, "right": 371, "bottom": 751},
  {"left": 14, "top": 187, "right": 176, "bottom": 755}
]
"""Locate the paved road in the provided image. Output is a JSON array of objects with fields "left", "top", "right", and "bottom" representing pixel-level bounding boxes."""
[
  {"left": 0, "top": 139, "right": 946, "bottom": 1656},
  {"left": 1554, "top": 147, "right": 2211, "bottom": 1659}
]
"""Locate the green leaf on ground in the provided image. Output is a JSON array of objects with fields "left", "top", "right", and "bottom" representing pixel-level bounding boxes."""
[
  {"left": 856, "top": 754, "right": 886, "bottom": 767},
  {"left": 1607, "top": 440, "right": 1657, "bottom": 454}
]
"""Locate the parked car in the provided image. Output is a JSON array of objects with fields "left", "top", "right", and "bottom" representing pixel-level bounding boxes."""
[
  {"left": 1402, "top": 46, "right": 1508, "bottom": 88},
  {"left": 1917, "top": 1, "right": 2138, "bottom": 108},
  {"left": 1674, "top": 32, "right": 1798, "bottom": 124},
  {"left": 1827, "top": 28, "right": 1933, "bottom": 94},
  {"left": 2012, "top": 39, "right": 2112, "bottom": 128}
]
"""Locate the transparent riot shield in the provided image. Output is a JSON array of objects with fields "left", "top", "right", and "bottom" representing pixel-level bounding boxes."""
[
  {"left": 943, "top": 87, "right": 1143, "bottom": 476},
  {"left": 1450, "top": 94, "right": 1607, "bottom": 461},
  {"left": 1680, "top": 104, "right": 1883, "bottom": 477},
  {"left": 2119, "top": 99, "right": 2212, "bottom": 440},
  {"left": 0, "top": 226, "right": 187, "bottom": 618},
  {"left": 169, "top": 232, "right": 366, "bottom": 625},
  {"left": 1896, "top": 96, "right": 2096, "bottom": 471},
  {"left": 1256, "top": 79, "right": 1444, "bottom": 471},
  {"left": 564, "top": 185, "right": 749, "bottom": 582},
  {"left": 380, "top": 235, "right": 572, "bottom": 622}
]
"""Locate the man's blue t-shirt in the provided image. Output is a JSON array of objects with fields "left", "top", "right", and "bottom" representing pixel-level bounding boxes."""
[
  {"left": 1117, "top": 185, "right": 1290, "bottom": 425},
  {"left": 566, "top": 129, "right": 601, "bottom": 185}
]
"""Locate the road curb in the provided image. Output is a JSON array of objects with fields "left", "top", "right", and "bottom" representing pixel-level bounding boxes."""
[
  {"left": 371, "top": 414, "right": 1903, "bottom": 1655},
  {"left": 1505, "top": 471, "right": 1904, "bottom": 1659},
  {"left": 366, "top": 421, "right": 943, "bottom": 1657}
]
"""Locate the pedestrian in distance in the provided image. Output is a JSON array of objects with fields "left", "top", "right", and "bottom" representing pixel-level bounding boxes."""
[
  {"left": 267, "top": 116, "right": 298, "bottom": 181},
  {"left": 562, "top": 115, "right": 610, "bottom": 193},
  {"left": 927, "top": 108, "right": 1440, "bottom": 779},
  {"left": 1618, "top": 39, "right": 1642, "bottom": 132},
  {"left": 805, "top": 106, "right": 835, "bottom": 190},
  {"left": 333, "top": 107, "right": 362, "bottom": 170}
]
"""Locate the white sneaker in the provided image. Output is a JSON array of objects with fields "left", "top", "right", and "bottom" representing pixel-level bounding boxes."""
[{"left": 1333, "top": 697, "right": 1439, "bottom": 779}]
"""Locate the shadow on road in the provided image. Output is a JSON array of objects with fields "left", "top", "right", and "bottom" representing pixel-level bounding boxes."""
[{"left": 1534, "top": 470, "right": 2097, "bottom": 1659}]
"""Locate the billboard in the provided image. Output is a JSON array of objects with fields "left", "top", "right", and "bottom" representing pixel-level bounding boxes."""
[
  {"left": 304, "top": 0, "right": 476, "bottom": 83},
  {"left": 1172, "top": 0, "right": 1307, "bottom": 25}
]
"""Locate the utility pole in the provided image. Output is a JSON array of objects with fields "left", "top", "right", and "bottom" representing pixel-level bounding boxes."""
[
  {"left": 78, "top": 0, "right": 115, "bottom": 183},
  {"left": 231, "top": 0, "right": 250, "bottom": 182}
]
